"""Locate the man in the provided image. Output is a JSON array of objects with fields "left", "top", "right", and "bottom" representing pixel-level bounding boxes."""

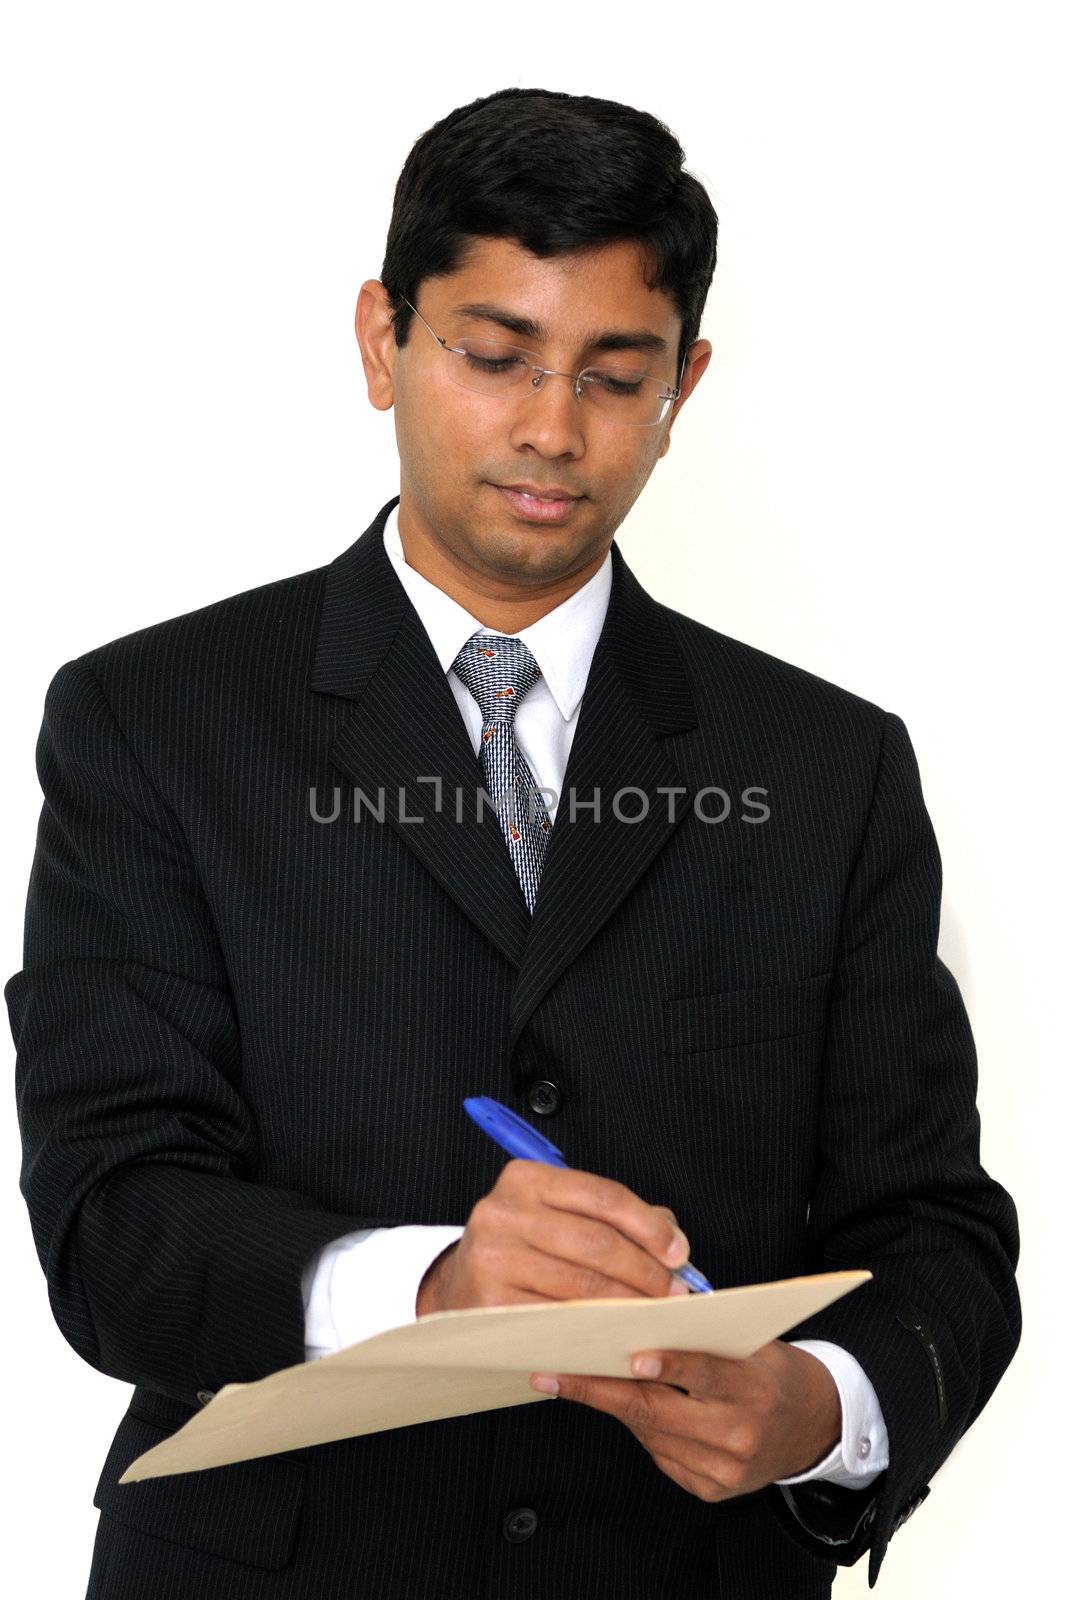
[{"left": 7, "top": 88, "right": 1020, "bottom": 1598}]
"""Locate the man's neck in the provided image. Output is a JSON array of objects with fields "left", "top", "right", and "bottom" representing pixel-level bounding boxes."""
[{"left": 396, "top": 504, "right": 607, "bottom": 632}]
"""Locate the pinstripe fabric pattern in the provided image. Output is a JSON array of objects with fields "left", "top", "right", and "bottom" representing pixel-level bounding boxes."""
[{"left": 8, "top": 494, "right": 1020, "bottom": 1598}]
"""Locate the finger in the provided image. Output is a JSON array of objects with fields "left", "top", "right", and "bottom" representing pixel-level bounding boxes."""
[
  {"left": 529, "top": 1373, "right": 638, "bottom": 1415},
  {"left": 535, "top": 1373, "right": 747, "bottom": 1491},
  {"left": 489, "top": 1236, "right": 651, "bottom": 1303},
  {"left": 637, "top": 1428, "right": 727, "bottom": 1479},
  {"left": 634, "top": 1401, "right": 758, "bottom": 1483},
  {"left": 531, "top": 1372, "right": 670, "bottom": 1435},
  {"left": 452, "top": 1286, "right": 562, "bottom": 1311},
  {"left": 540, "top": 1368, "right": 739, "bottom": 1455},
  {"left": 648, "top": 1450, "right": 736, "bottom": 1505},
  {"left": 630, "top": 1349, "right": 743, "bottom": 1398},
  {"left": 517, "top": 1209, "right": 684, "bottom": 1300},
  {"left": 629, "top": 1415, "right": 751, "bottom": 1500},
  {"left": 517, "top": 1163, "right": 689, "bottom": 1275}
]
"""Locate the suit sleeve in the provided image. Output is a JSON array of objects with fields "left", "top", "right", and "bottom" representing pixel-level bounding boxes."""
[
  {"left": 759, "top": 709, "right": 1022, "bottom": 1586},
  {"left": 6, "top": 655, "right": 413, "bottom": 1407}
]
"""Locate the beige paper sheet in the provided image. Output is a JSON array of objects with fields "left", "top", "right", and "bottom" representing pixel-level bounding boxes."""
[{"left": 121, "top": 1268, "right": 871, "bottom": 1482}]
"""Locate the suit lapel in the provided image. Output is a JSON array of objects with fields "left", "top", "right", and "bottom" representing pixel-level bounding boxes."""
[
  {"left": 310, "top": 496, "right": 698, "bottom": 1031},
  {"left": 311, "top": 496, "right": 532, "bottom": 970},
  {"left": 505, "top": 530, "right": 696, "bottom": 1052}
]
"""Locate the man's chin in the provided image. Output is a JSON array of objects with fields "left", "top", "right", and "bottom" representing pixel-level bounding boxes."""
[{"left": 471, "top": 532, "right": 592, "bottom": 584}]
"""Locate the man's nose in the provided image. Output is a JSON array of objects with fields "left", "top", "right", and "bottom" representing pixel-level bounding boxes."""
[{"left": 507, "top": 368, "right": 587, "bottom": 456}]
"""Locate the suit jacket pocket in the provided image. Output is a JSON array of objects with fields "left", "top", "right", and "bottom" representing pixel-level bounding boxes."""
[
  {"left": 664, "top": 972, "right": 833, "bottom": 1056},
  {"left": 93, "top": 1401, "right": 304, "bottom": 1570}
]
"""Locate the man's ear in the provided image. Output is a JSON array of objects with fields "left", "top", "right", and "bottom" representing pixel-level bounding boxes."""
[
  {"left": 659, "top": 340, "right": 714, "bottom": 456},
  {"left": 354, "top": 280, "right": 399, "bottom": 413}
]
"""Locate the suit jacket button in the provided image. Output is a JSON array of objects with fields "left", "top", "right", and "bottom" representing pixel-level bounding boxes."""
[
  {"left": 527, "top": 1081, "right": 561, "bottom": 1116},
  {"left": 502, "top": 1507, "right": 539, "bottom": 1543}
]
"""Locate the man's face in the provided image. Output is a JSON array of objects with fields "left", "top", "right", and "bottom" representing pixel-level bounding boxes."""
[{"left": 357, "top": 236, "right": 710, "bottom": 605}]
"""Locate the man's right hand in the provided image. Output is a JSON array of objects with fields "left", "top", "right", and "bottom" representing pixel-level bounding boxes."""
[{"left": 415, "top": 1159, "right": 691, "bottom": 1316}]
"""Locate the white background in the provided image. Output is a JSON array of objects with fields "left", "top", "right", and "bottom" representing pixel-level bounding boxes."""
[{"left": 1, "top": 2, "right": 1064, "bottom": 1592}]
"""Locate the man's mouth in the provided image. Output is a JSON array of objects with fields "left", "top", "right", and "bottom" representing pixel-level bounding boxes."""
[
  {"left": 496, "top": 483, "right": 580, "bottom": 502},
  {"left": 491, "top": 484, "right": 584, "bottom": 524}
]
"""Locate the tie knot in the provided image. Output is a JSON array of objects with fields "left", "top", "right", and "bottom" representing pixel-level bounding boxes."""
[{"left": 451, "top": 633, "right": 543, "bottom": 726}]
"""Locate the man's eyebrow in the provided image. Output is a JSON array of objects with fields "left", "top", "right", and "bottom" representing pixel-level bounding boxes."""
[{"left": 450, "top": 301, "right": 671, "bottom": 357}]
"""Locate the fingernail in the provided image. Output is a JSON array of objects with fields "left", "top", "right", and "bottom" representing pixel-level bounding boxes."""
[
  {"left": 667, "top": 1229, "right": 690, "bottom": 1265},
  {"left": 632, "top": 1356, "right": 662, "bottom": 1379},
  {"left": 669, "top": 1278, "right": 690, "bottom": 1296},
  {"left": 531, "top": 1375, "right": 559, "bottom": 1395}
]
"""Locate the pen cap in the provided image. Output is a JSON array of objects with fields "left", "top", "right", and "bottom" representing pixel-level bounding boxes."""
[{"left": 463, "top": 1096, "right": 569, "bottom": 1166}]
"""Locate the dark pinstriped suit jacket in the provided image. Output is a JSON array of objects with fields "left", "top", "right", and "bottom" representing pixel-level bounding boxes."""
[{"left": 7, "top": 494, "right": 1020, "bottom": 1598}]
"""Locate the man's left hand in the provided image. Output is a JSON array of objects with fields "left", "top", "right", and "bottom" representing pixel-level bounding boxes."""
[{"left": 529, "top": 1339, "right": 842, "bottom": 1504}]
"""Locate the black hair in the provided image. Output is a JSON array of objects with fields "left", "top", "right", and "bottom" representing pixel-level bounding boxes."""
[{"left": 380, "top": 88, "right": 718, "bottom": 377}]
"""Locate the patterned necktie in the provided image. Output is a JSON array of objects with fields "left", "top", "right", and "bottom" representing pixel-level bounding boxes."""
[{"left": 451, "top": 633, "right": 553, "bottom": 913}]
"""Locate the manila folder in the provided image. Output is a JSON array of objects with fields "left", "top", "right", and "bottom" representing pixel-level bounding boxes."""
[{"left": 121, "top": 1267, "right": 871, "bottom": 1482}]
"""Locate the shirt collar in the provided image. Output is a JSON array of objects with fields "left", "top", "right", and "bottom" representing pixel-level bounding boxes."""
[{"left": 382, "top": 500, "right": 612, "bottom": 722}]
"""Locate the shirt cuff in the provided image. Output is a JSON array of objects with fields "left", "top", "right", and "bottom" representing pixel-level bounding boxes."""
[
  {"left": 302, "top": 1224, "right": 465, "bottom": 1361},
  {"left": 775, "top": 1339, "right": 890, "bottom": 1487}
]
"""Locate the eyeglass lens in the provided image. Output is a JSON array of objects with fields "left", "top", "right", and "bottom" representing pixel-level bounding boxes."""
[{"left": 446, "top": 336, "right": 675, "bottom": 425}]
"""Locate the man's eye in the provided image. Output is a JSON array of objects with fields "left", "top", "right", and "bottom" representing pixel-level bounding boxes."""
[
  {"left": 590, "top": 372, "right": 645, "bottom": 396},
  {"left": 461, "top": 350, "right": 523, "bottom": 373}
]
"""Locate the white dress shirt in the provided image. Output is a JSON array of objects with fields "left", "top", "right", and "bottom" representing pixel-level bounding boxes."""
[{"left": 301, "top": 501, "right": 889, "bottom": 1491}]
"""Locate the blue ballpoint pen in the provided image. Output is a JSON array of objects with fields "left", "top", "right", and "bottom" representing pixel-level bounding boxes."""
[{"left": 463, "top": 1095, "right": 714, "bottom": 1294}]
